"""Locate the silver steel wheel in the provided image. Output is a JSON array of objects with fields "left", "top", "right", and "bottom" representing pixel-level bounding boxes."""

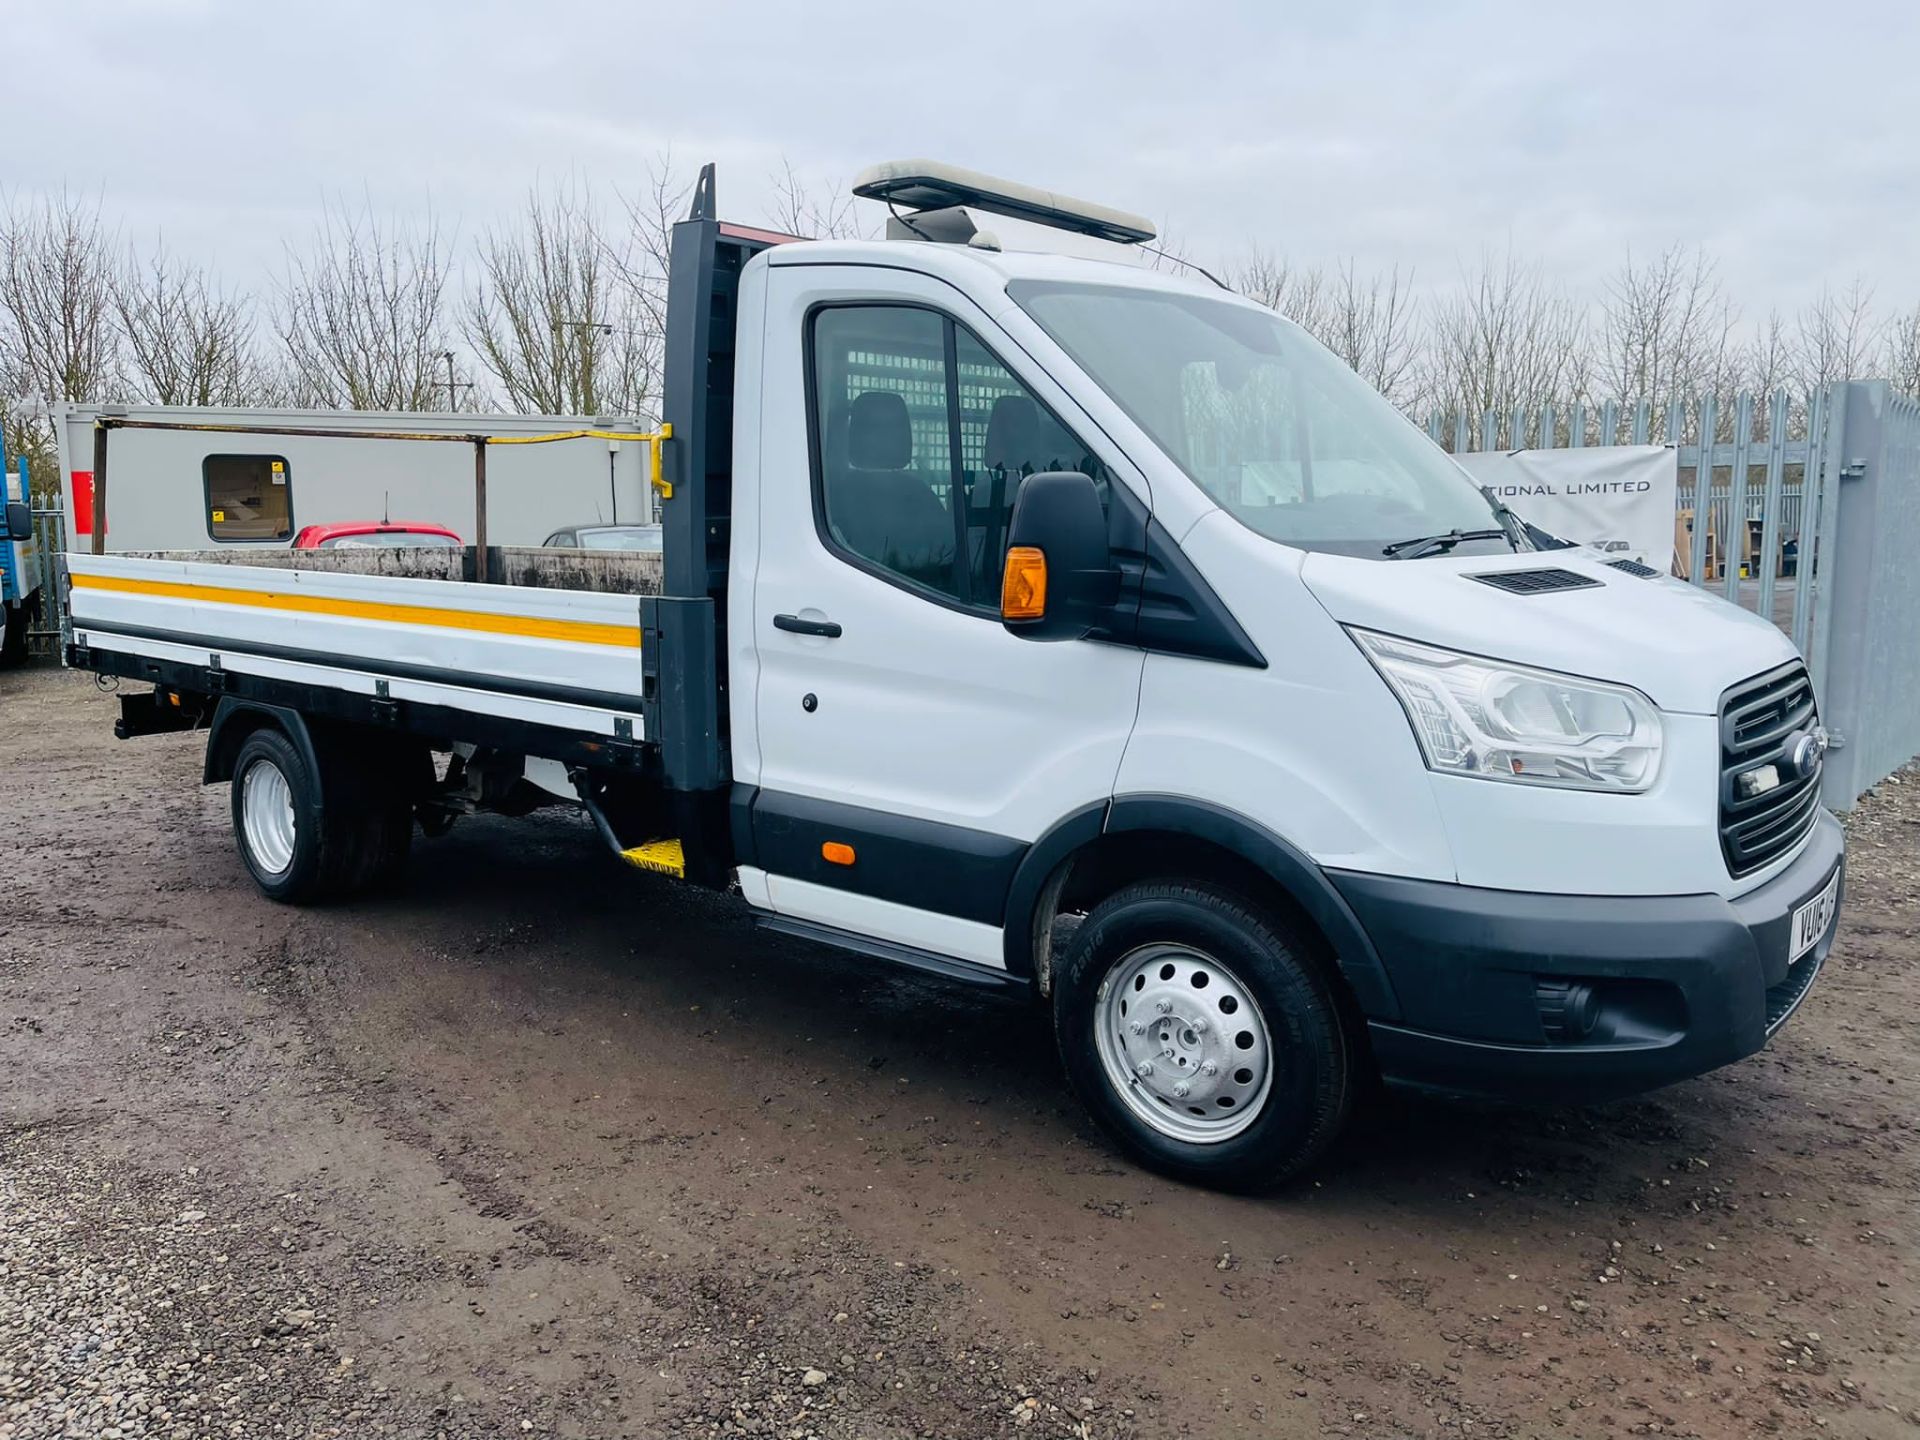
[
  {"left": 239, "top": 756, "right": 297, "bottom": 877},
  {"left": 1093, "top": 943, "right": 1274, "bottom": 1144}
]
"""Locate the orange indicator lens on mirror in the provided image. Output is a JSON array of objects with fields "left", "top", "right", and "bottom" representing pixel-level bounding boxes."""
[
  {"left": 822, "top": 842, "right": 856, "bottom": 866},
  {"left": 1002, "top": 546, "right": 1047, "bottom": 620}
]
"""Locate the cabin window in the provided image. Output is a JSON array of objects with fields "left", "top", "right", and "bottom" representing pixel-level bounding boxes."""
[
  {"left": 204, "top": 454, "right": 293, "bottom": 541},
  {"left": 807, "top": 303, "right": 1107, "bottom": 612}
]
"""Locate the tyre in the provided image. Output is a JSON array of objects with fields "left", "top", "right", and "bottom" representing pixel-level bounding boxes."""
[
  {"left": 367, "top": 742, "right": 430, "bottom": 888},
  {"left": 229, "top": 726, "right": 397, "bottom": 903},
  {"left": 373, "top": 801, "right": 414, "bottom": 885},
  {"left": 231, "top": 727, "right": 329, "bottom": 902},
  {"left": 1052, "top": 880, "right": 1354, "bottom": 1192},
  {"left": 0, "top": 602, "right": 25, "bottom": 666}
]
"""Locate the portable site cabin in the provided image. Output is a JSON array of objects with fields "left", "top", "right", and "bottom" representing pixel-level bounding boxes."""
[{"left": 53, "top": 404, "right": 658, "bottom": 554}]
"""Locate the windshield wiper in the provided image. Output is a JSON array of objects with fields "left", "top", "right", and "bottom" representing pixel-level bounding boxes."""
[
  {"left": 1478, "top": 487, "right": 1534, "bottom": 552},
  {"left": 1381, "top": 528, "right": 1509, "bottom": 560}
]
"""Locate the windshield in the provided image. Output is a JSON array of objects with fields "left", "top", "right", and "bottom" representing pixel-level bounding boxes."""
[
  {"left": 1008, "top": 280, "right": 1514, "bottom": 559},
  {"left": 575, "top": 526, "right": 662, "bottom": 552}
]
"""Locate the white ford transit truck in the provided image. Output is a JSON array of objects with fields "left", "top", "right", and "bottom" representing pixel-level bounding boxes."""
[{"left": 62, "top": 162, "right": 1844, "bottom": 1189}]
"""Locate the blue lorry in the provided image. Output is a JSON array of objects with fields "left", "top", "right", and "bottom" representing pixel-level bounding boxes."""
[{"left": 2, "top": 456, "right": 42, "bottom": 664}]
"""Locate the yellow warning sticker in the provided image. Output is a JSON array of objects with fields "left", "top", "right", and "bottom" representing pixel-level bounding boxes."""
[
  {"left": 270, "top": 460, "right": 284, "bottom": 472},
  {"left": 211, "top": 509, "right": 226, "bottom": 522}
]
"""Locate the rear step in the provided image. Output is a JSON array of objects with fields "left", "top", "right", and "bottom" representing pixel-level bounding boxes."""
[
  {"left": 618, "top": 838, "right": 686, "bottom": 877},
  {"left": 576, "top": 780, "right": 687, "bottom": 878}
]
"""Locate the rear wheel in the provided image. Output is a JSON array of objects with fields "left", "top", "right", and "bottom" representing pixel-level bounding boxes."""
[
  {"left": 1053, "top": 880, "right": 1354, "bottom": 1191},
  {"left": 229, "top": 726, "right": 409, "bottom": 903},
  {"left": 232, "top": 729, "right": 326, "bottom": 902}
]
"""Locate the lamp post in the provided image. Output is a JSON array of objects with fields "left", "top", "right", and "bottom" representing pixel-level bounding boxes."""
[
  {"left": 556, "top": 320, "right": 614, "bottom": 414},
  {"left": 438, "top": 352, "right": 473, "bottom": 412}
]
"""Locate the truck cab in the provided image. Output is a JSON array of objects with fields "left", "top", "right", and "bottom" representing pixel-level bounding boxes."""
[{"left": 703, "top": 167, "right": 1841, "bottom": 1184}]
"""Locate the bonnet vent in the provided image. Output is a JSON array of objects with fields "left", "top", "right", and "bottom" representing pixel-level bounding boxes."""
[{"left": 1466, "top": 568, "right": 1603, "bottom": 596}]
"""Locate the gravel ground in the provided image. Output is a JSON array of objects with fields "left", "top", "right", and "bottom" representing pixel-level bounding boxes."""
[{"left": 2, "top": 660, "right": 1917, "bottom": 1439}]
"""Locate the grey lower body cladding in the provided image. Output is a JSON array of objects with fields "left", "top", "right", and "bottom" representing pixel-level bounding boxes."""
[
  {"left": 1331, "top": 812, "right": 1845, "bottom": 1101},
  {"left": 736, "top": 788, "right": 1027, "bottom": 927}
]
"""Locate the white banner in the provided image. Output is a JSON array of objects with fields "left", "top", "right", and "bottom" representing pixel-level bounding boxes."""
[{"left": 1453, "top": 445, "right": 1678, "bottom": 570}]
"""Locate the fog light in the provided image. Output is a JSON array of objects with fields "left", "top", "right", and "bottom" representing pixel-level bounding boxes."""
[{"left": 1536, "top": 980, "right": 1601, "bottom": 1043}]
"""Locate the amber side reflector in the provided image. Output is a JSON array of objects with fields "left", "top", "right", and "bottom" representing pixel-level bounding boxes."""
[
  {"left": 1002, "top": 546, "right": 1047, "bottom": 620},
  {"left": 822, "top": 841, "right": 856, "bottom": 866}
]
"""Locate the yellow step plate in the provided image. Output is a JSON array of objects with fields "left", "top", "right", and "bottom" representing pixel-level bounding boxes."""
[{"left": 620, "top": 838, "right": 686, "bottom": 878}]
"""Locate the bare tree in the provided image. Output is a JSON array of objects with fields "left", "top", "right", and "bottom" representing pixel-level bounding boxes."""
[
  {"left": 1882, "top": 301, "right": 1920, "bottom": 399},
  {"left": 1227, "top": 250, "right": 1419, "bottom": 405},
  {"left": 1791, "top": 279, "right": 1879, "bottom": 395},
  {"left": 464, "top": 181, "right": 656, "bottom": 417},
  {"left": 766, "top": 159, "right": 861, "bottom": 241},
  {"left": 604, "top": 156, "right": 696, "bottom": 415},
  {"left": 1598, "top": 245, "right": 1736, "bottom": 410},
  {"left": 1738, "top": 309, "right": 1794, "bottom": 401},
  {"left": 0, "top": 189, "right": 122, "bottom": 408},
  {"left": 1422, "top": 248, "right": 1590, "bottom": 435},
  {"left": 1229, "top": 247, "right": 1332, "bottom": 334},
  {"left": 276, "top": 199, "right": 452, "bottom": 410},
  {"left": 114, "top": 239, "right": 273, "bottom": 405},
  {"left": 0, "top": 190, "right": 124, "bottom": 502},
  {"left": 1322, "top": 261, "right": 1419, "bottom": 407}
]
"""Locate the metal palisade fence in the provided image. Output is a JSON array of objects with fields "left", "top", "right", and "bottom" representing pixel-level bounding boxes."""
[
  {"left": 30, "top": 503, "right": 66, "bottom": 646},
  {"left": 1426, "top": 383, "right": 1920, "bottom": 808},
  {"left": 1808, "top": 382, "right": 1920, "bottom": 807}
]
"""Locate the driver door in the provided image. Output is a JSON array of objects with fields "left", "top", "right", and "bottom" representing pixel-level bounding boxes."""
[{"left": 735, "top": 262, "right": 1147, "bottom": 968}]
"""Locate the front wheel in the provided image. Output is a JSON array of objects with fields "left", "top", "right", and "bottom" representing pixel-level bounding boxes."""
[{"left": 1052, "top": 881, "right": 1354, "bottom": 1191}]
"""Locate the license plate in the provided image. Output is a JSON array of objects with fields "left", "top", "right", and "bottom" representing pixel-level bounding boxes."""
[{"left": 1788, "top": 868, "right": 1840, "bottom": 964}]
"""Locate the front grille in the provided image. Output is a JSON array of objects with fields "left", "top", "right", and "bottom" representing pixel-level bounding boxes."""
[
  {"left": 1466, "top": 567, "right": 1603, "bottom": 595},
  {"left": 1718, "top": 662, "right": 1821, "bottom": 877}
]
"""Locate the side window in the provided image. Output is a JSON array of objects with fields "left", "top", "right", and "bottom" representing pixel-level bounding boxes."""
[
  {"left": 204, "top": 454, "right": 292, "bottom": 541},
  {"left": 810, "top": 304, "right": 1109, "bottom": 611},
  {"left": 953, "top": 327, "right": 1108, "bottom": 603}
]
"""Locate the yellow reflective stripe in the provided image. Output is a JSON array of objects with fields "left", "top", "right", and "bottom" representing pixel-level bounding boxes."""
[{"left": 70, "top": 572, "right": 642, "bottom": 649}]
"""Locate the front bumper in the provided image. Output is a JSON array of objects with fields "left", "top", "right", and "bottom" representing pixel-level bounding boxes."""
[{"left": 1328, "top": 811, "right": 1845, "bottom": 1102}]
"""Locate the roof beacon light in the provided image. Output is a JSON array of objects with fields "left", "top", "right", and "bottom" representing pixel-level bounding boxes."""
[{"left": 852, "top": 160, "right": 1156, "bottom": 246}]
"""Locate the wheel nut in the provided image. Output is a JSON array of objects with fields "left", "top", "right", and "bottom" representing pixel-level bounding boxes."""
[
  {"left": 1190, "top": 1016, "right": 1208, "bottom": 1034},
  {"left": 1135, "top": 1061, "right": 1154, "bottom": 1077},
  {"left": 1129, "top": 1020, "right": 1146, "bottom": 1036},
  {"left": 1201, "top": 1060, "right": 1219, "bottom": 1077},
  {"left": 1173, "top": 1081, "right": 1191, "bottom": 1099},
  {"left": 1154, "top": 999, "right": 1173, "bottom": 1014}
]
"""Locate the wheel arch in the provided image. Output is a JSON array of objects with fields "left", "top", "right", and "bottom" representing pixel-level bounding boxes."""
[
  {"left": 204, "top": 698, "right": 324, "bottom": 799},
  {"left": 1003, "top": 794, "right": 1401, "bottom": 1023}
]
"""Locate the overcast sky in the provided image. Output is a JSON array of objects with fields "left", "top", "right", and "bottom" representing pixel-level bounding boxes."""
[{"left": 10, "top": 0, "right": 1919, "bottom": 325}]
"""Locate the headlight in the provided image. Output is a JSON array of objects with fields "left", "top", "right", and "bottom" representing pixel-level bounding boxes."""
[{"left": 1349, "top": 628, "right": 1663, "bottom": 792}]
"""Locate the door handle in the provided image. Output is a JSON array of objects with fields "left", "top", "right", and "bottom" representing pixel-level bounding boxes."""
[{"left": 773, "top": 613, "right": 842, "bottom": 638}]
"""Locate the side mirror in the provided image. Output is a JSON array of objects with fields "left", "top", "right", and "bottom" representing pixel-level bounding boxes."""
[
  {"left": 4, "top": 501, "right": 28, "bottom": 542},
  {"left": 1000, "top": 471, "right": 1119, "bottom": 641}
]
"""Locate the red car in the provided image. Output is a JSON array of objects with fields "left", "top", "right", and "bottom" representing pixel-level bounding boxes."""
[{"left": 291, "top": 522, "right": 463, "bottom": 550}]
